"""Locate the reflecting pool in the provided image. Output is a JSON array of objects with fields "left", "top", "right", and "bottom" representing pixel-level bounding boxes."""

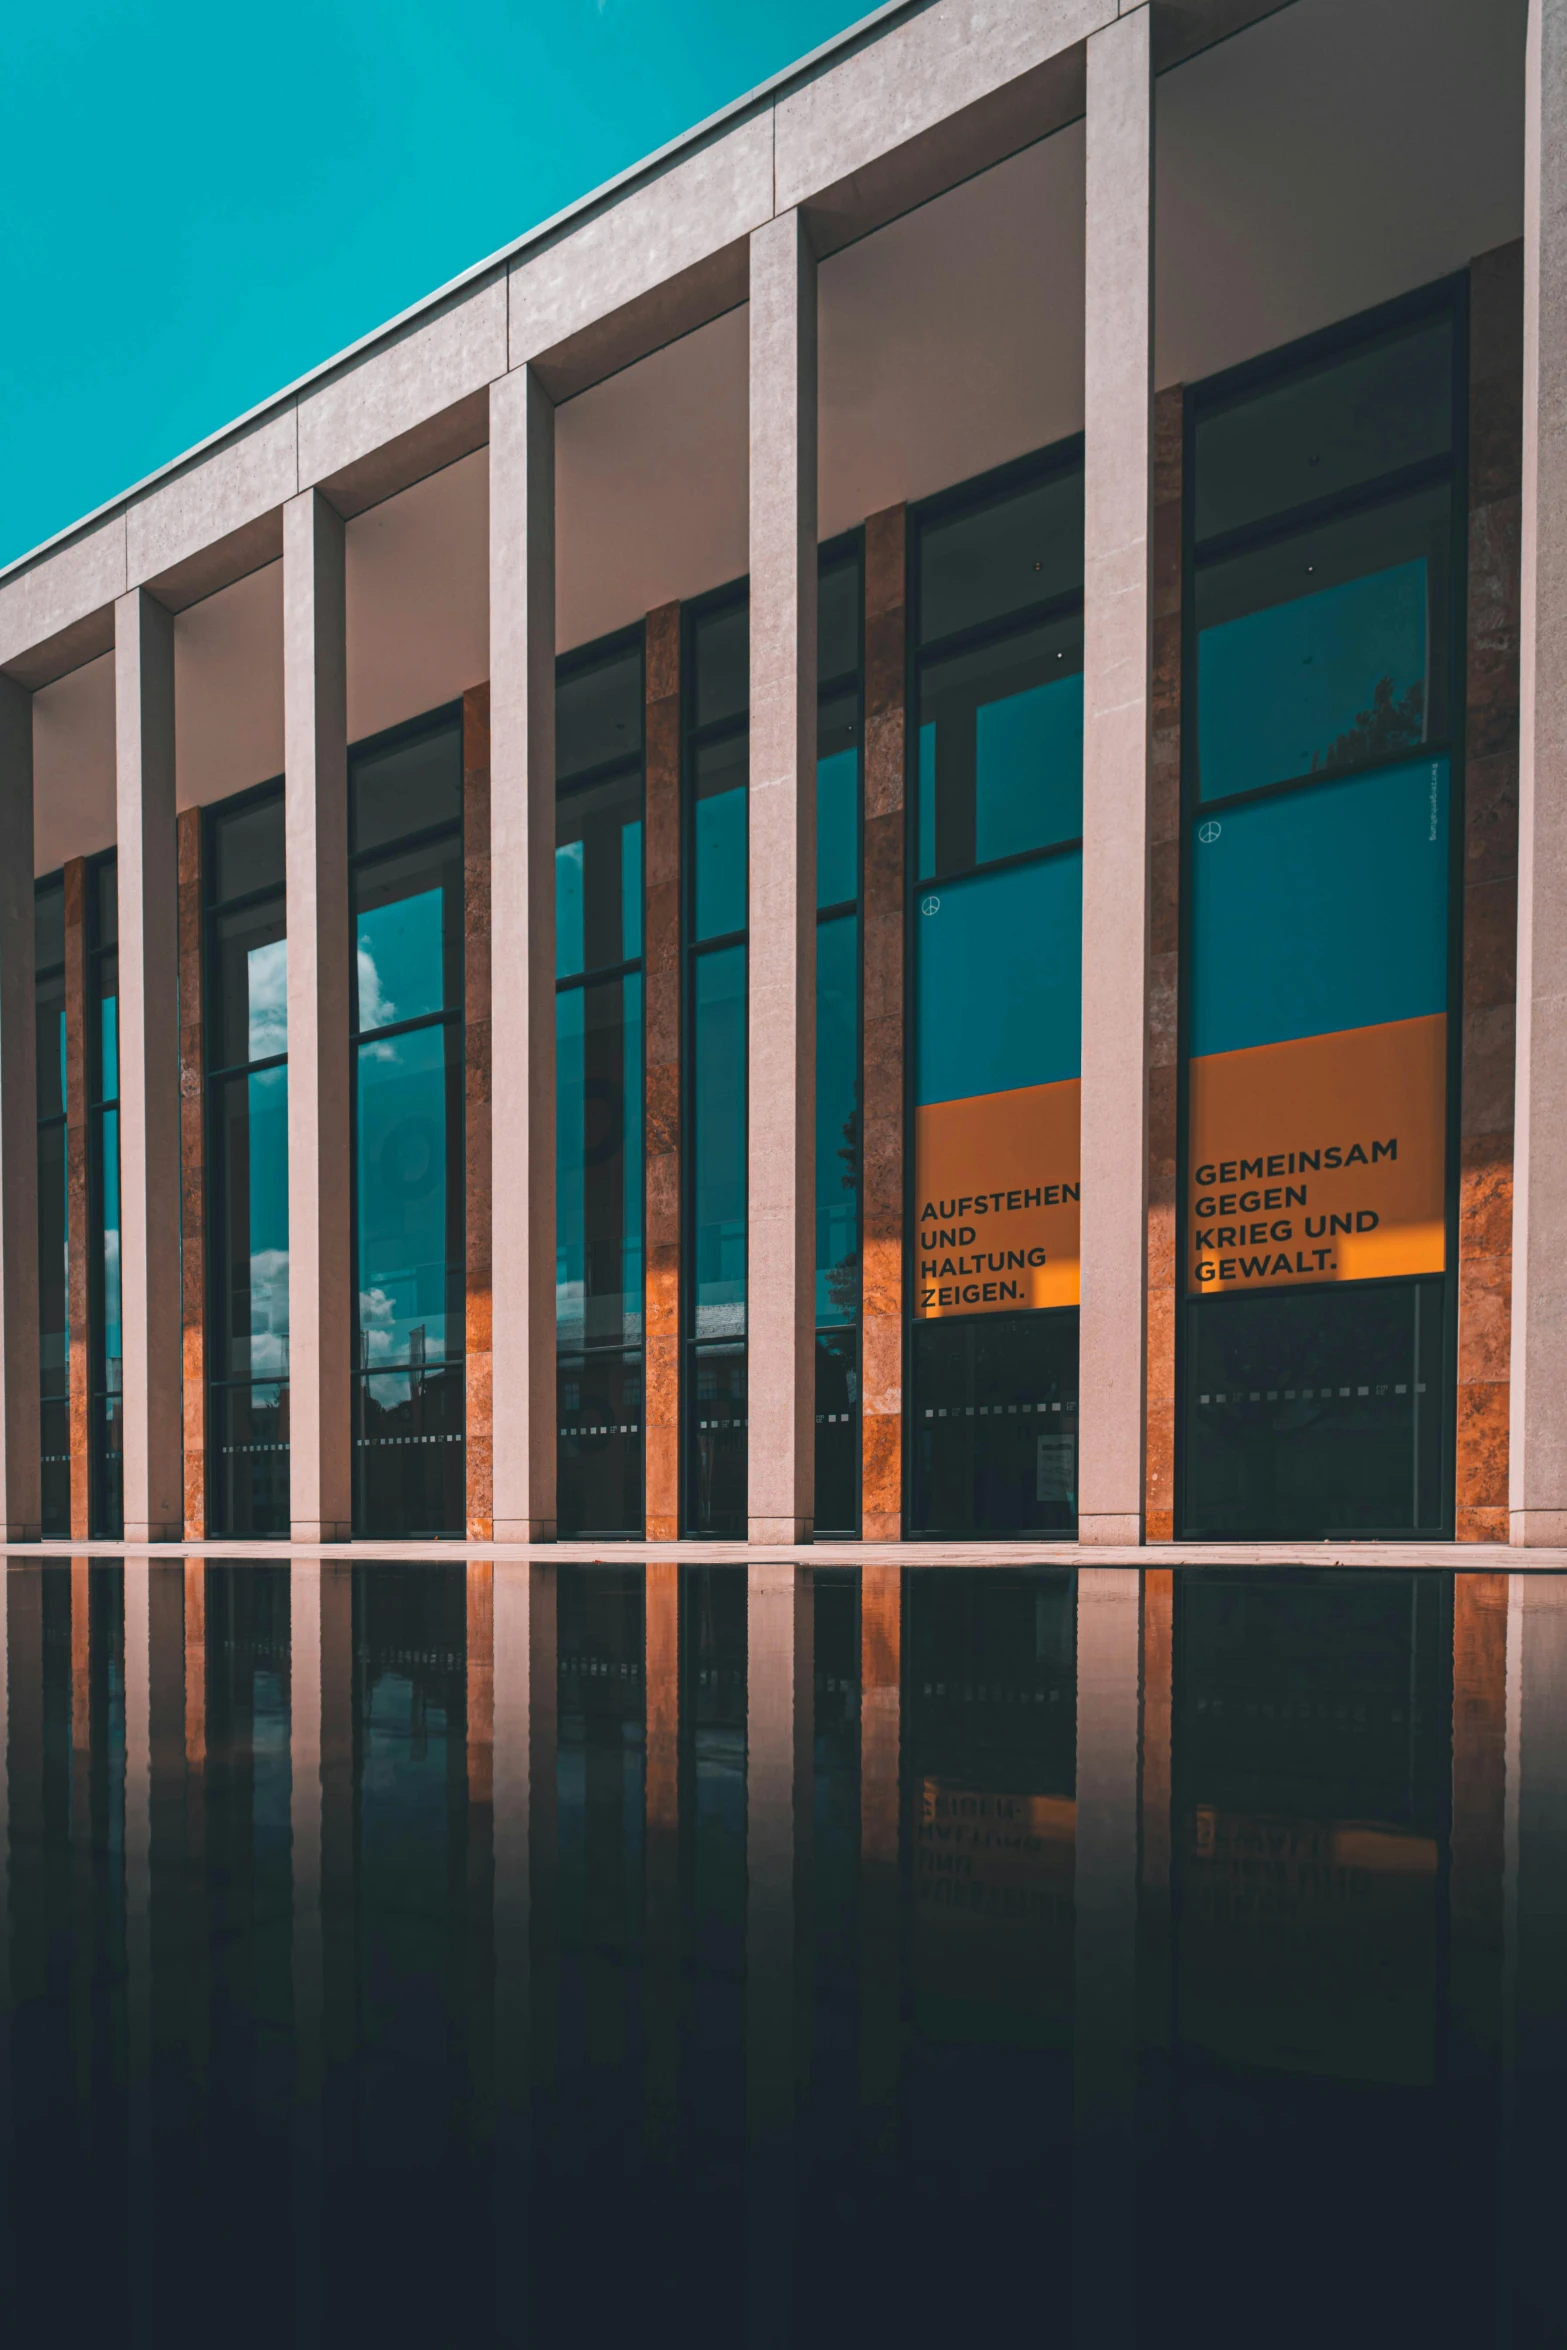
[{"left": 2, "top": 1560, "right": 1563, "bottom": 2346}]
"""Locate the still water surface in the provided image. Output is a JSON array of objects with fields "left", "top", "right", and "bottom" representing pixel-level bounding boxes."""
[{"left": 2, "top": 1560, "right": 1562, "bottom": 2346}]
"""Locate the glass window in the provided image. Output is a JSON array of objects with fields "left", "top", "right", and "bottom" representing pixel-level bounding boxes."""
[
  {"left": 350, "top": 712, "right": 465, "bottom": 1536},
  {"left": 693, "top": 734, "right": 748, "bottom": 942},
  {"left": 1195, "top": 486, "right": 1449, "bottom": 802},
  {"left": 87, "top": 858, "right": 122, "bottom": 1538},
  {"left": 555, "top": 634, "right": 646, "bottom": 1537},
  {"left": 910, "top": 456, "right": 1084, "bottom": 1539},
  {"left": 692, "top": 943, "right": 746, "bottom": 1339},
  {"left": 919, "top": 464, "right": 1083, "bottom": 645},
  {"left": 35, "top": 874, "right": 68, "bottom": 1538},
  {"left": 1180, "top": 290, "right": 1461, "bottom": 1541},
  {"left": 1194, "top": 311, "right": 1453, "bottom": 544}
]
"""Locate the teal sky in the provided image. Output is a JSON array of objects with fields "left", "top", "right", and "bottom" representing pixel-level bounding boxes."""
[{"left": 1, "top": 0, "right": 868, "bottom": 570}]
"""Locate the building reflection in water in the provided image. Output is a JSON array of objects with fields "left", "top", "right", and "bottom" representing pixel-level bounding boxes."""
[{"left": 2, "top": 1558, "right": 1566, "bottom": 2342}]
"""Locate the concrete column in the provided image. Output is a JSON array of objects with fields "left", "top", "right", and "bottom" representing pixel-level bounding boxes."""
[
  {"left": 1078, "top": 7, "right": 1154, "bottom": 1545},
  {"left": 115, "top": 588, "right": 182, "bottom": 1542},
  {"left": 1073, "top": 1567, "right": 1142, "bottom": 2345},
  {"left": 1511, "top": 0, "right": 1567, "bottom": 1545},
  {"left": 0, "top": 680, "right": 39, "bottom": 1541},
  {"left": 747, "top": 211, "right": 818, "bottom": 1546},
  {"left": 490, "top": 367, "right": 557, "bottom": 1542},
  {"left": 284, "top": 490, "right": 351, "bottom": 1543}
]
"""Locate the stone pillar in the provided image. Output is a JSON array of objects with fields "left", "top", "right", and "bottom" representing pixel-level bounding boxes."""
[
  {"left": 747, "top": 211, "right": 818, "bottom": 1546},
  {"left": 116, "top": 587, "right": 182, "bottom": 1542},
  {"left": 861, "top": 510, "right": 907, "bottom": 1544},
  {"left": 63, "top": 861, "right": 89, "bottom": 1539},
  {"left": 1078, "top": 6, "right": 1154, "bottom": 1546},
  {"left": 1073, "top": 1567, "right": 1142, "bottom": 2343},
  {"left": 1144, "top": 392, "right": 1183, "bottom": 1545},
  {"left": 490, "top": 367, "right": 557, "bottom": 1542},
  {"left": 1458, "top": 244, "right": 1524, "bottom": 1542},
  {"left": 0, "top": 681, "right": 39, "bottom": 1542},
  {"left": 1512, "top": 0, "right": 1567, "bottom": 1544},
  {"left": 284, "top": 490, "right": 352, "bottom": 1543},
  {"left": 177, "top": 809, "right": 206, "bottom": 1539},
  {"left": 644, "top": 604, "right": 683, "bottom": 1542},
  {"left": 464, "top": 685, "right": 495, "bottom": 1540}
]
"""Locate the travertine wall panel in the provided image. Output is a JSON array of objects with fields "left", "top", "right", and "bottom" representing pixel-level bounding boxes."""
[
  {"left": 860, "top": 505, "right": 906, "bottom": 1544},
  {"left": 299, "top": 282, "right": 506, "bottom": 490},
  {"left": 127, "top": 412, "right": 298, "bottom": 591},
  {"left": 1144, "top": 387, "right": 1182, "bottom": 1544},
  {"left": 644, "top": 603, "right": 682, "bottom": 1542}
]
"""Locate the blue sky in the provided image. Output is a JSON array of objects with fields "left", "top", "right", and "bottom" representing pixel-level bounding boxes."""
[{"left": 1, "top": 0, "right": 867, "bottom": 569}]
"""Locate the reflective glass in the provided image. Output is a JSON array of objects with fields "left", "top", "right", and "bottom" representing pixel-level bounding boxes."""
[
  {"left": 92, "top": 860, "right": 117, "bottom": 948},
  {"left": 354, "top": 843, "right": 460, "bottom": 1032},
  {"left": 920, "top": 466, "right": 1083, "bottom": 644},
  {"left": 816, "top": 913, "right": 858, "bottom": 1325},
  {"left": 820, "top": 557, "right": 860, "bottom": 684},
  {"left": 557, "top": 1349, "right": 644, "bottom": 1534},
  {"left": 95, "top": 958, "right": 119, "bottom": 1104},
  {"left": 693, "top": 601, "right": 748, "bottom": 730},
  {"left": 693, "top": 945, "right": 746, "bottom": 1337},
  {"left": 693, "top": 736, "right": 747, "bottom": 941},
  {"left": 212, "top": 902, "right": 287, "bottom": 1067},
  {"left": 1183, "top": 1277, "right": 1445, "bottom": 1534},
  {"left": 355, "top": 1361, "right": 465, "bottom": 1536},
  {"left": 34, "top": 878, "right": 64, "bottom": 973},
  {"left": 211, "top": 791, "right": 285, "bottom": 903},
  {"left": 915, "top": 853, "right": 1082, "bottom": 1106},
  {"left": 555, "top": 768, "right": 642, "bottom": 979},
  {"left": 814, "top": 1329, "right": 858, "bottom": 1533},
  {"left": 1195, "top": 486, "right": 1449, "bottom": 802},
  {"left": 910, "top": 1310, "right": 1079, "bottom": 1535},
  {"left": 35, "top": 969, "right": 65, "bottom": 1122},
  {"left": 817, "top": 722, "right": 858, "bottom": 908},
  {"left": 558, "top": 643, "right": 643, "bottom": 782},
  {"left": 1194, "top": 313, "right": 1453, "bottom": 544},
  {"left": 356, "top": 1023, "right": 459, "bottom": 1369},
  {"left": 213, "top": 1067, "right": 291, "bottom": 1381},
  {"left": 918, "top": 616, "right": 1083, "bottom": 878},
  {"left": 209, "top": 1381, "right": 291, "bottom": 1537},
  {"left": 38, "top": 1120, "right": 67, "bottom": 1388},
  {"left": 99, "top": 1105, "right": 121, "bottom": 1382},
  {"left": 556, "top": 974, "right": 643, "bottom": 1350},
  {"left": 688, "top": 1341, "right": 746, "bottom": 1534},
  {"left": 351, "top": 718, "right": 462, "bottom": 855},
  {"left": 1188, "top": 754, "right": 1449, "bottom": 1059}
]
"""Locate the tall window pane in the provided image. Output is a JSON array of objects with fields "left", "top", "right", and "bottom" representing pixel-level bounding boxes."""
[
  {"left": 35, "top": 876, "right": 69, "bottom": 1534},
  {"left": 1181, "top": 291, "right": 1460, "bottom": 1537},
  {"left": 684, "top": 590, "right": 748, "bottom": 1535},
  {"left": 814, "top": 540, "right": 862, "bottom": 1536},
  {"left": 351, "top": 709, "right": 465, "bottom": 1536},
  {"left": 87, "top": 855, "right": 121, "bottom": 1536},
  {"left": 910, "top": 453, "right": 1084, "bottom": 1536},
  {"left": 556, "top": 633, "right": 645, "bottom": 1536},
  {"left": 206, "top": 784, "right": 290, "bottom": 1536}
]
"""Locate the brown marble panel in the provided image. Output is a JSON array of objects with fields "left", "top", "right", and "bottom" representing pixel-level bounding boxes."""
[
  {"left": 1457, "top": 245, "right": 1522, "bottom": 1536},
  {"left": 644, "top": 604, "right": 682, "bottom": 1540},
  {"left": 177, "top": 809, "right": 206, "bottom": 1539},
  {"left": 63, "top": 858, "right": 90, "bottom": 1541},
  {"left": 464, "top": 685, "right": 494, "bottom": 1540},
  {"left": 1145, "top": 388, "right": 1184, "bottom": 1543},
  {"left": 861, "top": 506, "right": 906, "bottom": 1542}
]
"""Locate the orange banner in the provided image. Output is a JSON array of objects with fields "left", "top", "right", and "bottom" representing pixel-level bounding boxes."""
[
  {"left": 1187, "top": 1015, "right": 1446, "bottom": 1296},
  {"left": 914, "top": 1078, "right": 1080, "bottom": 1318}
]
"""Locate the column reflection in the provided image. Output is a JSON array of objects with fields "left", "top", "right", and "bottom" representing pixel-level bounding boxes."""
[{"left": 1501, "top": 1573, "right": 1567, "bottom": 2343}]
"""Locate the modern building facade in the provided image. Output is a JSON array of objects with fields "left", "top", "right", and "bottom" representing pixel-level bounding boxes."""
[{"left": 0, "top": 0, "right": 1556, "bottom": 1550}]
